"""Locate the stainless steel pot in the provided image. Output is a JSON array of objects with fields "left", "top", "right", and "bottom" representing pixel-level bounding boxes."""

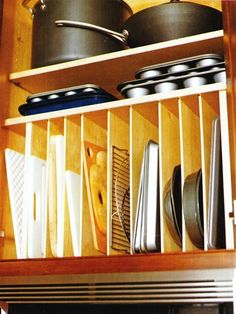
[{"left": 22, "top": 0, "right": 133, "bottom": 68}]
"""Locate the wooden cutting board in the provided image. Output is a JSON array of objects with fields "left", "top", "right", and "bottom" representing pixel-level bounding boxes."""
[{"left": 82, "top": 141, "right": 107, "bottom": 254}]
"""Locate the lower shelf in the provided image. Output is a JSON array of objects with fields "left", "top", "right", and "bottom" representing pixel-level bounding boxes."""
[{"left": 0, "top": 251, "right": 235, "bottom": 304}]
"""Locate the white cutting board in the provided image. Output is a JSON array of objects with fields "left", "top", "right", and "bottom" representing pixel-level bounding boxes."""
[
  {"left": 26, "top": 155, "right": 47, "bottom": 258},
  {"left": 65, "top": 170, "right": 81, "bottom": 256},
  {"left": 5, "top": 149, "right": 25, "bottom": 258}
]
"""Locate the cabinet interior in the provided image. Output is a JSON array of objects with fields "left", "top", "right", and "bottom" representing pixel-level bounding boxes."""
[{"left": 0, "top": 0, "right": 234, "bottom": 263}]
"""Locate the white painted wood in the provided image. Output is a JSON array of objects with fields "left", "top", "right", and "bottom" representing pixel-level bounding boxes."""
[
  {"left": 55, "top": 135, "right": 65, "bottom": 257},
  {"left": 27, "top": 156, "right": 47, "bottom": 258},
  {"left": 219, "top": 90, "right": 234, "bottom": 249},
  {"left": 4, "top": 83, "right": 226, "bottom": 128},
  {"left": 65, "top": 171, "right": 82, "bottom": 257}
]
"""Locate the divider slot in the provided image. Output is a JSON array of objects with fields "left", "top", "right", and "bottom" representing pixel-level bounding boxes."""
[
  {"left": 179, "top": 96, "right": 202, "bottom": 252},
  {"left": 159, "top": 99, "right": 182, "bottom": 253},
  {"left": 130, "top": 103, "right": 159, "bottom": 254},
  {"left": 64, "top": 116, "right": 82, "bottom": 257},
  {"left": 199, "top": 92, "right": 221, "bottom": 251},
  {"left": 108, "top": 107, "right": 130, "bottom": 255},
  {"left": 81, "top": 111, "right": 108, "bottom": 256},
  {"left": 2, "top": 127, "right": 26, "bottom": 259},
  {"left": 24, "top": 121, "right": 48, "bottom": 259},
  {"left": 46, "top": 118, "right": 70, "bottom": 258}
]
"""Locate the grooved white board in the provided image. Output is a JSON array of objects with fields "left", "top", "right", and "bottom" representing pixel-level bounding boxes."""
[{"left": 5, "top": 149, "right": 25, "bottom": 258}]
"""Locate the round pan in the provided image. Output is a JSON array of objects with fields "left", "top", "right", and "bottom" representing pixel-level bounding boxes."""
[
  {"left": 183, "top": 169, "right": 204, "bottom": 248},
  {"left": 163, "top": 165, "right": 182, "bottom": 247},
  {"left": 164, "top": 179, "right": 181, "bottom": 246},
  {"left": 171, "top": 165, "right": 182, "bottom": 240},
  {"left": 121, "top": 0, "right": 222, "bottom": 48}
]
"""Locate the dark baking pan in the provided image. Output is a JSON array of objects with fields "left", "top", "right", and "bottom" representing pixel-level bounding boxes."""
[
  {"left": 164, "top": 165, "right": 182, "bottom": 247},
  {"left": 135, "top": 54, "right": 224, "bottom": 79},
  {"left": 183, "top": 169, "right": 204, "bottom": 249},
  {"left": 19, "top": 84, "right": 116, "bottom": 115},
  {"left": 208, "top": 117, "right": 225, "bottom": 249},
  {"left": 118, "top": 66, "right": 226, "bottom": 98}
]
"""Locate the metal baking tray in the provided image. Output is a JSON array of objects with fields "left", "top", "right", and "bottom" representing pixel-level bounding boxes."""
[
  {"left": 208, "top": 117, "right": 225, "bottom": 249},
  {"left": 19, "top": 84, "right": 117, "bottom": 115},
  {"left": 133, "top": 140, "right": 160, "bottom": 253}
]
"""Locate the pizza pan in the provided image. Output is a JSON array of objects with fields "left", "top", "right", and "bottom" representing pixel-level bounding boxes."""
[
  {"left": 183, "top": 169, "right": 204, "bottom": 248},
  {"left": 163, "top": 164, "right": 182, "bottom": 247}
]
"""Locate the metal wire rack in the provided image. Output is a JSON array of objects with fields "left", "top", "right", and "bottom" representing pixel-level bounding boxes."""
[{"left": 111, "top": 146, "right": 130, "bottom": 253}]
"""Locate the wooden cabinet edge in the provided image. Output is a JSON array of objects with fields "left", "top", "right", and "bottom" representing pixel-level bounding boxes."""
[
  {"left": 0, "top": 250, "right": 235, "bottom": 277},
  {"left": 3, "top": 83, "right": 226, "bottom": 127}
]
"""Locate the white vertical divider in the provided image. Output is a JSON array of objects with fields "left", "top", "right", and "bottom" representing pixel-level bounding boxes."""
[
  {"left": 178, "top": 98, "right": 187, "bottom": 253},
  {"left": 107, "top": 109, "right": 112, "bottom": 256},
  {"left": 80, "top": 114, "right": 85, "bottom": 256},
  {"left": 219, "top": 90, "right": 234, "bottom": 249},
  {"left": 158, "top": 101, "right": 164, "bottom": 253},
  {"left": 45, "top": 119, "right": 52, "bottom": 258},
  {"left": 79, "top": 115, "right": 83, "bottom": 257},
  {"left": 46, "top": 120, "right": 57, "bottom": 258},
  {"left": 129, "top": 106, "right": 133, "bottom": 255},
  {"left": 64, "top": 116, "right": 82, "bottom": 257},
  {"left": 22, "top": 122, "right": 33, "bottom": 258},
  {"left": 199, "top": 95, "right": 208, "bottom": 251}
]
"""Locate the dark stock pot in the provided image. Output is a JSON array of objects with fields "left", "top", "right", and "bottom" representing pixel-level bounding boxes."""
[
  {"left": 56, "top": 0, "right": 222, "bottom": 50},
  {"left": 22, "top": 0, "right": 133, "bottom": 68}
]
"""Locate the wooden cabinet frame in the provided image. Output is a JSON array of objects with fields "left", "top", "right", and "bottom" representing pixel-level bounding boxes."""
[{"left": 0, "top": 0, "right": 235, "bottom": 310}]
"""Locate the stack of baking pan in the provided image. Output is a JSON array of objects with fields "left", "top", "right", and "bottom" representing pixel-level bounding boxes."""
[
  {"left": 19, "top": 84, "right": 117, "bottom": 116},
  {"left": 117, "top": 54, "right": 226, "bottom": 98},
  {"left": 164, "top": 118, "right": 225, "bottom": 250},
  {"left": 133, "top": 140, "right": 160, "bottom": 253}
]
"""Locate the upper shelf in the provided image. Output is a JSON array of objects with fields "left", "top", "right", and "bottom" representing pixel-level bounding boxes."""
[{"left": 9, "top": 30, "right": 224, "bottom": 98}]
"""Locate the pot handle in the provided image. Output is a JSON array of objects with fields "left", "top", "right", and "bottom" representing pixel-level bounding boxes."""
[
  {"left": 55, "top": 20, "right": 129, "bottom": 45},
  {"left": 22, "top": 0, "right": 46, "bottom": 17}
]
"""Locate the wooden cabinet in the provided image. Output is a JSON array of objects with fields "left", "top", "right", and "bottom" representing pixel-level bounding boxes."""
[{"left": 0, "top": 0, "right": 235, "bottom": 309}]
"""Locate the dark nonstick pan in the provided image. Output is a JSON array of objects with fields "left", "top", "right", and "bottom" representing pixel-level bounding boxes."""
[
  {"left": 183, "top": 169, "right": 204, "bottom": 249},
  {"left": 56, "top": 0, "right": 222, "bottom": 50},
  {"left": 164, "top": 165, "right": 182, "bottom": 247}
]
